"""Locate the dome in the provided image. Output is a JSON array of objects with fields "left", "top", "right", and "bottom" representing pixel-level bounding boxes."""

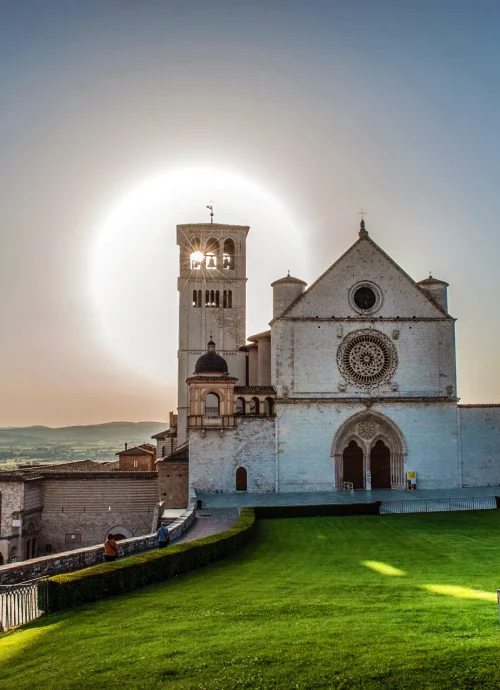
[
  {"left": 194, "top": 340, "right": 228, "bottom": 375},
  {"left": 271, "top": 274, "right": 307, "bottom": 287}
]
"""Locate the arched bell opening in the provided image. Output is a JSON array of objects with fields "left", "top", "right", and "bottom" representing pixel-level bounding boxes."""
[{"left": 223, "top": 237, "right": 235, "bottom": 270}]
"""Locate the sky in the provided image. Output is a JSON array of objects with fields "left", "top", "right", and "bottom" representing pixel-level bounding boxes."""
[{"left": 1, "top": 0, "right": 500, "bottom": 427}]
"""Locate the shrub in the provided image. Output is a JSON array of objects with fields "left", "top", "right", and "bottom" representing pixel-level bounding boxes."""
[{"left": 44, "top": 508, "right": 256, "bottom": 612}]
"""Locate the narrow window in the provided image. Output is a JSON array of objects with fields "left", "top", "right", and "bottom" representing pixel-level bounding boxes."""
[
  {"left": 223, "top": 290, "right": 227, "bottom": 308},
  {"left": 198, "top": 290, "right": 202, "bottom": 307},
  {"left": 228, "top": 290, "right": 233, "bottom": 308},
  {"left": 216, "top": 290, "right": 220, "bottom": 307},
  {"left": 205, "top": 290, "right": 210, "bottom": 307},
  {"left": 192, "top": 290, "right": 197, "bottom": 307}
]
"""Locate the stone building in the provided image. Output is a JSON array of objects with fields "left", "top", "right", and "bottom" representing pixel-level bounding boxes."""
[
  {"left": 157, "top": 219, "right": 500, "bottom": 502},
  {"left": 0, "top": 460, "right": 158, "bottom": 563}
]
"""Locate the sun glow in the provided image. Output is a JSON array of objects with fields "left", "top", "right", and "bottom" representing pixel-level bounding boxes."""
[{"left": 89, "top": 165, "right": 308, "bottom": 382}]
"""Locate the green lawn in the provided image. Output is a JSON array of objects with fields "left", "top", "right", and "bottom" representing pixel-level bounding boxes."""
[{"left": 2, "top": 511, "right": 500, "bottom": 689}]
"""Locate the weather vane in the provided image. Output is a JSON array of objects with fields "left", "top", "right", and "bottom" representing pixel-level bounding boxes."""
[{"left": 207, "top": 201, "right": 215, "bottom": 224}]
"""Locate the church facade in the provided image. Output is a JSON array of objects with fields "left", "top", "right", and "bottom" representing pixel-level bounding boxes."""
[{"left": 164, "top": 220, "right": 500, "bottom": 497}]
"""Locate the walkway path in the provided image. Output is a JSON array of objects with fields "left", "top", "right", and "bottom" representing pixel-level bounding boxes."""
[{"left": 173, "top": 509, "right": 239, "bottom": 544}]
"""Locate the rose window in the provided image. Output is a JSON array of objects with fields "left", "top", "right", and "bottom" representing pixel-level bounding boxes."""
[{"left": 337, "top": 330, "right": 397, "bottom": 388}]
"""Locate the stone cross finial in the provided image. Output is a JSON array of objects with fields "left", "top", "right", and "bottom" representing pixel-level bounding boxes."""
[{"left": 358, "top": 210, "right": 369, "bottom": 238}]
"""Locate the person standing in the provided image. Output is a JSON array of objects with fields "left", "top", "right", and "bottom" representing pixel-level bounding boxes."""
[
  {"left": 104, "top": 533, "right": 118, "bottom": 562},
  {"left": 157, "top": 522, "right": 171, "bottom": 549}
]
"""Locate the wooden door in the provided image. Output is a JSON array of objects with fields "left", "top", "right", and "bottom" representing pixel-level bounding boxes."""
[
  {"left": 236, "top": 467, "right": 247, "bottom": 491},
  {"left": 343, "top": 440, "right": 364, "bottom": 489},
  {"left": 370, "top": 440, "right": 391, "bottom": 489}
]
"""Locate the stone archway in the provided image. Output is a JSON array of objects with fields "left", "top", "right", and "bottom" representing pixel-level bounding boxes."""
[{"left": 332, "top": 411, "right": 406, "bottom": 490}]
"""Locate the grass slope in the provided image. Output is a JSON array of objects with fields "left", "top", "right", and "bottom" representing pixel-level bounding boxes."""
[
  {"left": 0, "top": 421, "right": 167, "bottom": 446},
  {"left": 2, "top": 511, "right": 500, "bottom": 689}
]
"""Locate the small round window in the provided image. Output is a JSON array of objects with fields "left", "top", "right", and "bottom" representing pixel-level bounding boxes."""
[{"left": 353, "top": 286, "right": 376, "bottom": 310}]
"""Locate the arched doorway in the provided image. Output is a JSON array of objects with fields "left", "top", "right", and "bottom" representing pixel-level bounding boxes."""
[
  {"left": 236, "top": 467, "right": 247, "bottom": 491},
  {"left": 370, "top": 439, "right": 391, "bottom": 489},
  {"left": 332, "top": 412, "right": 406, "bottom": 491},
  {"left": 342, "top": 440, "right": 364, "bottom": 489}
]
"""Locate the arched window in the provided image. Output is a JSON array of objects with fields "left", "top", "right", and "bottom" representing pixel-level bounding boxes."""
[
  {"left": 204, "top": 392, "right": 220, "bottom": 417},
  {"left": 206, "top": 237, "right": 219, "bottom": 269},
  {"left": 235, "top": 397, "right": 245, "bottom": 414},
  {"left": 223, "top": 238, "right": 235, "bottom": 270},
  {"left": 215, "top": 290, "right": 220, "bottom": 307},
  {"left": 223, "top": 290, "right": 227, "bottom": 308},
  {"left": 193, "top": 290, "right": 202, "bottom": 307},
  {"left": 205, "top": 290, "right": 210, "bottom": 307},
  {"left": 190, "top": 237, "right": 202, "bottom": 269},
  {"left": 236, "top": 467, "right": 247, "bottom": 491},
  {"left": 228, "top": 290, "right": 233, "bottom": 308},
  {"left": 250, "top": 397, "right": 260, "bottom": 415},
  {"left": 8, "top": 547, "right": 18, "bottom": 564},
  {"left": 264, "top": 398, "right": 274, "bottom": 416}
]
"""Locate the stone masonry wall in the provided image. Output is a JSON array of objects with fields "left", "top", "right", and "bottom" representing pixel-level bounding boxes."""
[
  {"left": 460, "top": 406, "right": 500, "bottom": 487},
  {"left": 39, "top": 476, "right": 158, "bottom": 554},
  {"left": 189, "top": 417, "right": 276, "bottom": 493},
  {"left": 158, "top": 461, "right": 189, "bottom": 508},
  {"left": 276, "top": 401, "right": 459, "bottom": 491},
  {"left": 0, "top": 508, "right": 195, "bottom": 585}
]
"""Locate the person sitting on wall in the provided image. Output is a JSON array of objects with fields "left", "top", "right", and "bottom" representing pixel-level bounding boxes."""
[
  {"left": 104, "top": 533, "right": 118, "bottom": 562},
  {"left": 157, "top": 522, "right": 171, "bottom": 549}
]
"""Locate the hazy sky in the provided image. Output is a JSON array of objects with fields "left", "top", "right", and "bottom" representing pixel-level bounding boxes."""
[{"left": 1, "top": 1, "right": 500, "bottom": 426}]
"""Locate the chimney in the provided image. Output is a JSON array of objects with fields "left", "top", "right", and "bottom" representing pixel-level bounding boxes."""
[{"left": 125, "top": 442, "right": 128, "bottom": 450}]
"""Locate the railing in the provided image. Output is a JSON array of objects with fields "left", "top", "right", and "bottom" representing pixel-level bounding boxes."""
[
  {"left": 0, "top": 578, "right": 48, "bottom": 631},
  {"left": 380, "top": 496, "right": 497, "bottom": 515},
  {"left": 188, "top": 415, "right": 236, "bottom": 428}
]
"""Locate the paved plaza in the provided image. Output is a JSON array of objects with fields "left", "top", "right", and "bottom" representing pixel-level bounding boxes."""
[{"left": 197, "top": 486, "right": 500, "bottom": 509}]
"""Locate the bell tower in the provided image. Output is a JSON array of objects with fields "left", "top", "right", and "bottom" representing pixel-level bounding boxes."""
[{"left": 176, "top": 223, "right": 249, "bottom": 444}]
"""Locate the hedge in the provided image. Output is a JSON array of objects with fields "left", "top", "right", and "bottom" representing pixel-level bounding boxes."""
[
  {"left": 252, "top": 502, "right": 381, "bottom": 519},
  {"left": 43, "top": 507, "right": 256, "bottom": 612}
]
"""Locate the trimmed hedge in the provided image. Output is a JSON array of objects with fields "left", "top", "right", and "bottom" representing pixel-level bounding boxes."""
[
  {"left": 44, "top": 508, "right": 256, "bottom": 612},
  {"left": 253, "top": 502, "right": 381, "bottom": 519}
]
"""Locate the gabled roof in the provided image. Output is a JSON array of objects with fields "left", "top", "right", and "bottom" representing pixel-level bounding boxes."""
[
  {"left": 116, "top": 443, "right": 156, "bottom": 457},
  {"left": 151, "top": 428, "right": 176, "bottom": 439},
  {"left": 277, "top": 232, "right": 451, "bottom": 320}
]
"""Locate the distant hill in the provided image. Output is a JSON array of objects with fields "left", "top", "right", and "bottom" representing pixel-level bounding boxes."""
[{"left": 0, "top": 422, "right": 168, "bottom": 446}]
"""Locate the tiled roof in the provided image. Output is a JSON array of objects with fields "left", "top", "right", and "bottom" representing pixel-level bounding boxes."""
[
  {"left": 160, "top": 442, "right": 189, "bottom": 463},
  {"left": 116, "top": 444, "right": 156, "bottom": 457},
  {"left": 247, "top": 330, "right": 271, "bottom": 342},
  {"left": 151, "top": 428, "right": 176, "bottom": 439},
  {"left": 19, "top": 460, "right": 119, "bottom": 473},
  {"left": 270, "top": 275, "right": 307, "bottom": 287},
  {"left": 234, "top": 386, "right": 276, "bottom": 395}
]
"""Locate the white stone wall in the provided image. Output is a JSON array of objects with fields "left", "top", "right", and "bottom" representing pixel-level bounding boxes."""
[
  {"left": 272, "top": 319, "right": 456, "bottom": 398},
  {"left": 189, "top": 417, "right": 276, "bottom": 493},
  {"left": 276, "top": 401, "right": 459, "bottom": 491},
  {"left": 459, "top": 406, "right": 500, "bottom": 487}
]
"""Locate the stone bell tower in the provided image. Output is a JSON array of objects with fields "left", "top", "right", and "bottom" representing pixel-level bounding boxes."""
[{"left": 176, "top": 223, "right": 249, "bottom": 444}]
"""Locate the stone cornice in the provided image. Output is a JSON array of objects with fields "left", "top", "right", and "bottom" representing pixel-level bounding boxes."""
[
  {"left": 274, "top": 316, "right": 456, "bottom": 323},
  {"left": 275, "top": 396, "right": 458, "bottom": 405}
]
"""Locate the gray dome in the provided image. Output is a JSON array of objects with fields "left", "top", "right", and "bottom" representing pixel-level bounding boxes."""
[{"left": 194, "top": 340, "right": 228, "bottom": 374}]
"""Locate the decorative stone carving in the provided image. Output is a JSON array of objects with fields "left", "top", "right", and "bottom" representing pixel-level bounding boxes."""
[
  {"left": 337, "top": 329, "right": 398, "bottom": 388},
  {"left": 358, "top": 419, "right": 378, "bottom": 439}
]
